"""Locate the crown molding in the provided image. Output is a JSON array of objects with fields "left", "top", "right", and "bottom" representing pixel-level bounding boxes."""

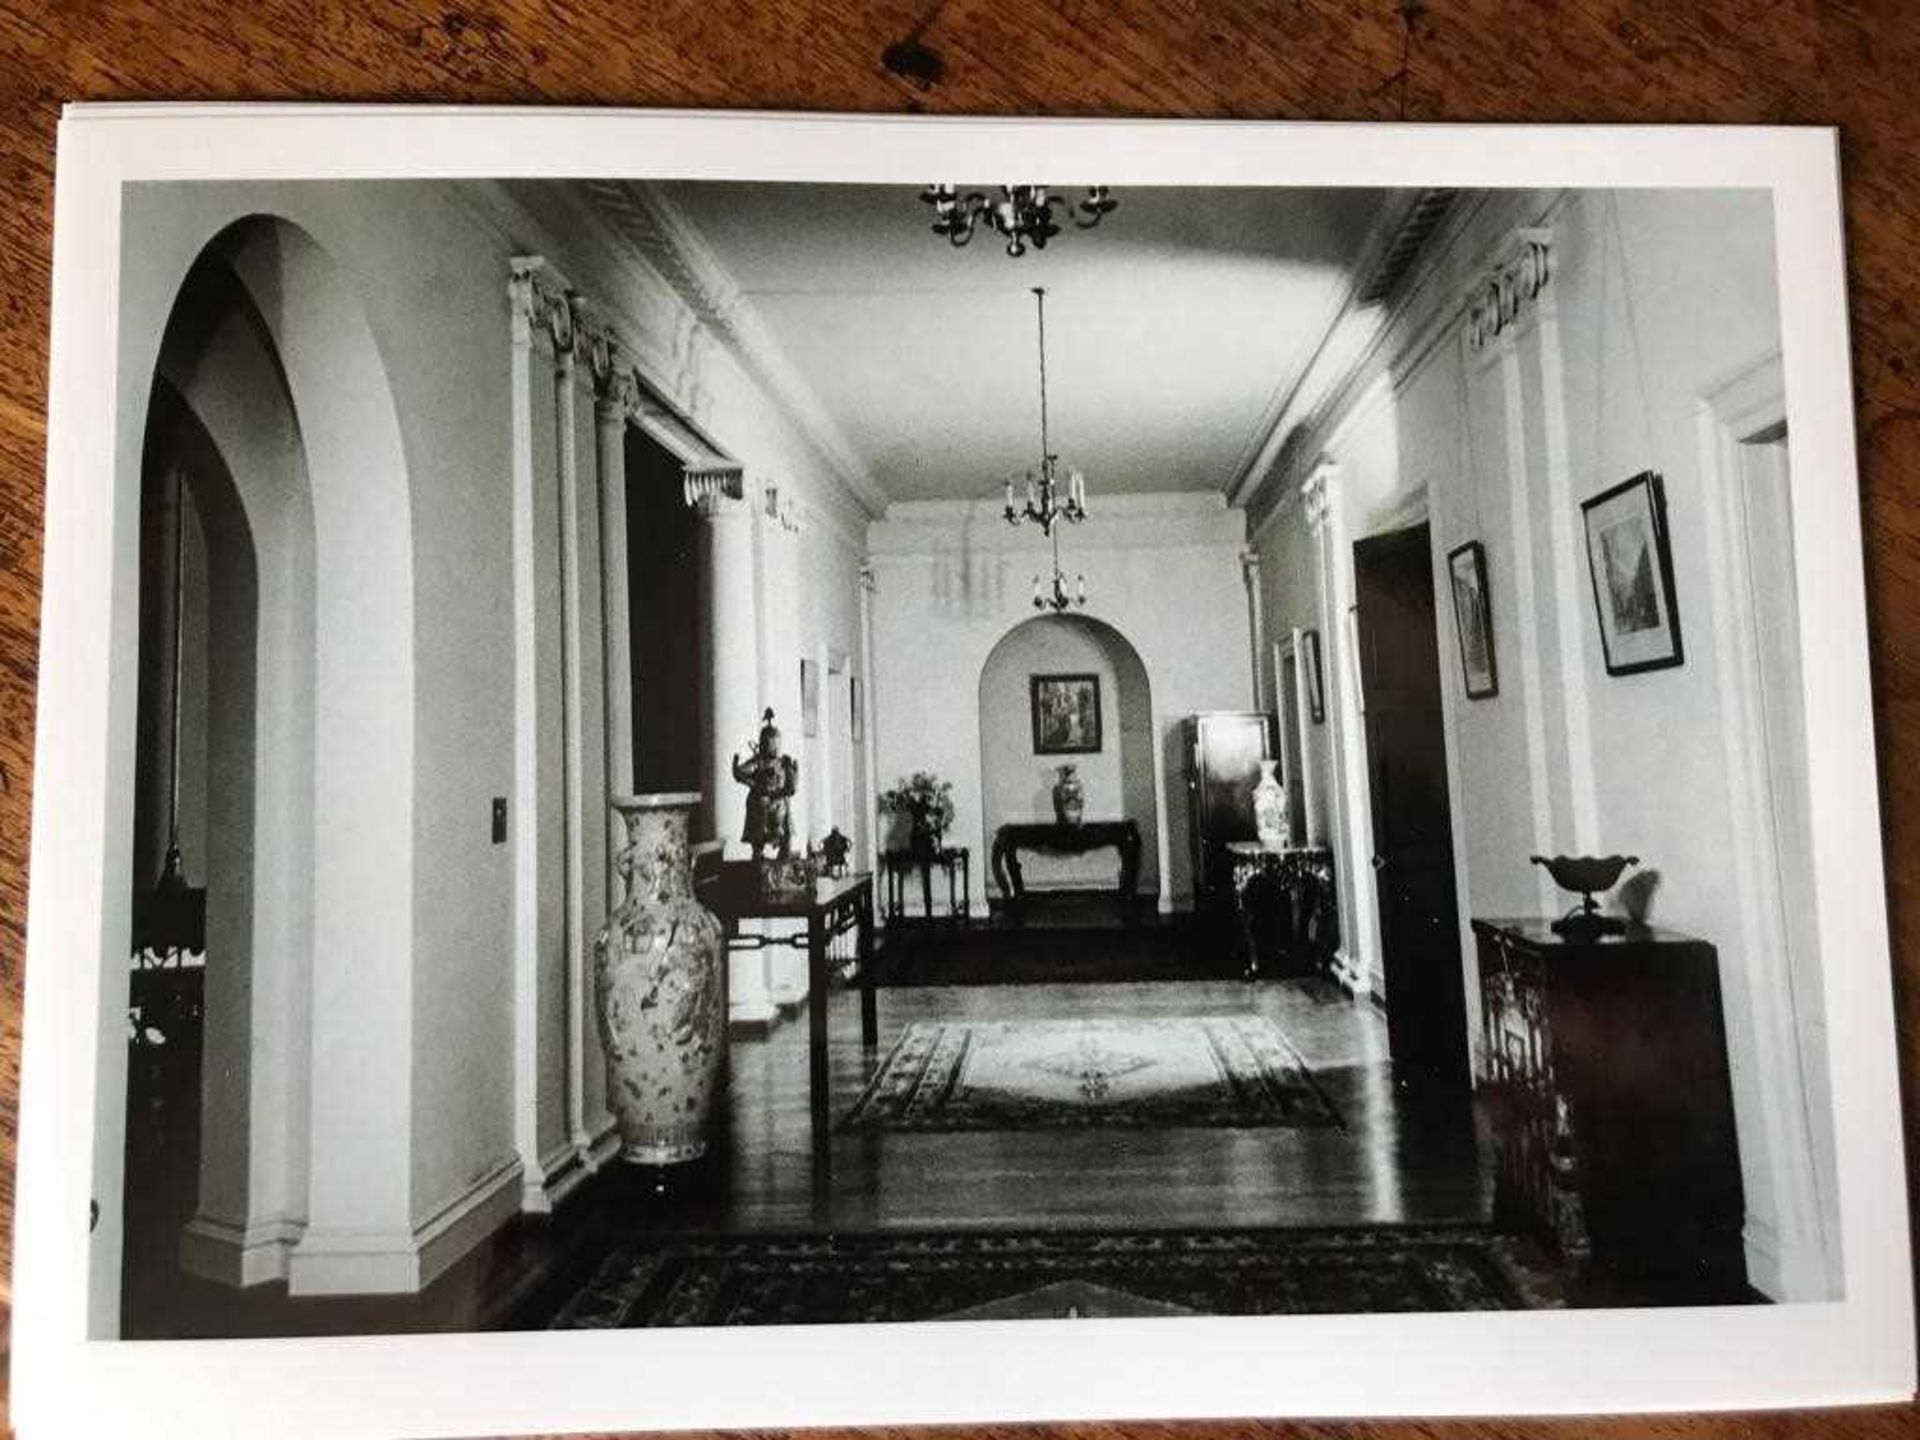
[
  {"left": 581, "top": 180, "right": 890, "bottom": 519},
  {"left": 1233, "top": 189, "right": 1501, "bottom": 529},
  {"left": 1224, "top": 189, "right": 1427, "bottom": 509},
  {"left": 869, "top": 490, "right": 1244, "bottom": 557}
]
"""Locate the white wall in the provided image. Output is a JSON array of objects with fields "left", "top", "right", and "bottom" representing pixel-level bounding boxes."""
[
  {"left": 1250, "top": 187, "right": 1840, "bottom": 1301},
  {"left": 870, "top": 493, "right": 1252, "bottom": 912},
  {"left": 106, "top": 178, "right": 879, "bottom": 1318}
]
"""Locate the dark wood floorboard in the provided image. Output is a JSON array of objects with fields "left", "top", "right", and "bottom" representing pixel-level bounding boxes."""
[{"left": 123, "top": 921, "right": 1491, "bottom": 1339}]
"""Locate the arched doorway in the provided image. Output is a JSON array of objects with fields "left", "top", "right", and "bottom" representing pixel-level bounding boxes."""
[
  {"left": 119, "top": 213, "right": 416, "bottom": 1325},
  {"left": 977, "top": 613, "right": 1159, "bottom": 915}
]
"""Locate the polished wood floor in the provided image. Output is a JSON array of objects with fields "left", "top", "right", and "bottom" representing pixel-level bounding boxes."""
[
  {"left": 706, "top": 973, "right": 1488, "bottom": 1235},
  {"left": 124, "top": 920, "right": 1491, "bottom": 1337}
]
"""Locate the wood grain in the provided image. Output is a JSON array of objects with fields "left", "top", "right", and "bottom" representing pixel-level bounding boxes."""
[{"left": 1, "top": 1, "right": 1916, "bottom": 1436}]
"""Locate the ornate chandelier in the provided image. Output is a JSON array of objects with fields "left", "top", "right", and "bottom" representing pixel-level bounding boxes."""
[
  {"left": 920, "top": 184, "right": 1117, "bottom": 257},
  {"left": 1001, "top": 286, "right": 1089, "bottom": 612}
]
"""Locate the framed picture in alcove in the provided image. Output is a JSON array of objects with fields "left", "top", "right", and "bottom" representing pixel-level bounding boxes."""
[
  {"left": 1582, "top": 470, "right": 1684, "bottom": 675},
  {"left": 1030, "top": 672, "right": 1102, "bottom": 754},
  {"left": 1447, "top": 540, "right": 1499, "bottom": 699}
]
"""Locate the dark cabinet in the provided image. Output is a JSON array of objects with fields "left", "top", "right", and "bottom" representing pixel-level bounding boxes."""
[
  {"left": 1182, "top": 712, "right": 1271, "bottom": 919},
  {"left": 1474, "top": 917, "right": 1748, "bottom": 1304}
]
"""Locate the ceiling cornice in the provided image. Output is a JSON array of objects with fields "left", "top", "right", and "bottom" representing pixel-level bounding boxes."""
[
  {"left": 582, "top": 180, "right": 890, "bottom": 518},
  {"left": 1226, "top": 187, "right": 1472, "bottom": 517}
]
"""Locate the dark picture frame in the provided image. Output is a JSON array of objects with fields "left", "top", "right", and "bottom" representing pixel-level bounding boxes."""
[
  {"left": 1302, "top": 629, "right": 1327, "bottom": 724},
  {"left": 1581, "top": 470, "right": 1684, "bottom": 676},
  {"left": 1446, "top": 539, "right": 1499, "bottom": 699},
  {"left": 850, "top": 673, "right": 863, "bottom": 742},
  {"left": 1030, "top": 672, "right": 1102, "bottom": 754}
]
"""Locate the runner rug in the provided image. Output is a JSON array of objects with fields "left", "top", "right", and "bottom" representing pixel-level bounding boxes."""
[
  {"left": 838, "top": 1014, "right": 1339, "bottom": 1133},
  {"left": 543, "top": 1226, "right": 1549, "bottom": 1328}
]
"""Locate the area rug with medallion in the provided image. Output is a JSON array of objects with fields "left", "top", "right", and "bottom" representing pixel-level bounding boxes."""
[
  {"left": 837, "top": 1014, "right": 1340, "bottom": 1133},
  {"left": 541, "top": 1225, "right": 1555, "bottom": 1328}
]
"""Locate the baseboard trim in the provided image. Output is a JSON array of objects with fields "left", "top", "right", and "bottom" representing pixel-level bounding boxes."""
[
  {"left": 288, "top": 1153, "right": 523, "bottom": 1297},
  {"left": 178, "top": 1213, "right": 305, "bottom": 1288},
  {"left": 1743, "top": 1213, "right": 1838, "bottom": 1303}
]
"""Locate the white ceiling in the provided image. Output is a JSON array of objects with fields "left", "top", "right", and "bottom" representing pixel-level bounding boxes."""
[{"left": 649, "top": 181, "right": 1397, "bottom": 507}]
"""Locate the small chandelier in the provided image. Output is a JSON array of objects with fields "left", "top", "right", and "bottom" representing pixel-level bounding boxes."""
[
  {"left": 920, "top": 184, "right": 1117, "bottom": 258},
  {"left": 1002, "top": 286, "right": 1089, "bottom": 611}
]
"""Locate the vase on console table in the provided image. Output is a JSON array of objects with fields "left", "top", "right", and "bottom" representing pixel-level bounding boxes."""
[
  {"left": 1052, "top": 763, "right": 1086, "bottom": 826},
  {"left": 1253, "top": 759, "right": 1289, "bottom": 849},
  {"left": 594, "top": 792, "right": 726, "bottom": 1166}
]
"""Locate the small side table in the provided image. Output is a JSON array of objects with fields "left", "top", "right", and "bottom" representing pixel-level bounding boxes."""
[
  {"left": 880, "top": 847, "right": 971, "bottom": 924},
  {"left": 1226, "top": 840, "right": 1335, "bottom": 980}
]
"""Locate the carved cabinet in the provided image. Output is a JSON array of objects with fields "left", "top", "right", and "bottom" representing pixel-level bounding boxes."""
[{"left": 1473, "top": 918, "right": 1748, "bottom": 1304}]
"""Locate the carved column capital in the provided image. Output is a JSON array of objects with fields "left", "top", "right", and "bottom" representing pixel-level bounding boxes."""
[
  {"left": 1301, "top": 463, "right": 1340, "bottom": 533},
  {"left": 759, "top": 480, "right": 802, "bottom": 535},
  {"left": 509, "top": 255, "right": 571, "bottom": 351},
  {"left": 1465, "top": 227, "right": 1553, "bottom": 353},
  {"left": 1240, "top": 548, "right": 1262, "bottom": 586},
  {"left": 858, "top": 561, "right": 877, "bottom": 595},
  {"left": 683, "top": 464, "right": 748, "bottom": 518}
]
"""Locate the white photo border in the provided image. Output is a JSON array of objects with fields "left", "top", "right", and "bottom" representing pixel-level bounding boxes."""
[{"left": 14, "top": 105, "right": 1914, "bottom": 1438}]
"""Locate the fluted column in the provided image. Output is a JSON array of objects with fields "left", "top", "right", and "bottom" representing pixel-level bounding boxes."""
[
  {"left": 1242, "top": 548, "right": 1268, "bottom": 713},
  {"left": 856, "top": 562, "right": 880, "bottom": 898}
]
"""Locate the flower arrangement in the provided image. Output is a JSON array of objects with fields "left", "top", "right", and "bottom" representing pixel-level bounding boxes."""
[{"left": 878, "top": 771, "right": 955, "bottom": 851}]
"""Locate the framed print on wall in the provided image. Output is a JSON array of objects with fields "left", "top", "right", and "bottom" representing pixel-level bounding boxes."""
[
  {"left": 1030, "top": 672, "right": 1102, "bottom": 754},
  {"left": 1447, "top": 539, "right": 1499, "bottom": 698},
  {"left": 800, "top": 656, "right": 819, "bottom": 736},
  {"left": 1302, "top": 628, "right": 1327, "bottom": 723},
  {"left": 850, "top": 673, "right": 863, "bottom": 742},
  {"left": 1582, "top": 470, "right": 1684, "bottom": 675}
]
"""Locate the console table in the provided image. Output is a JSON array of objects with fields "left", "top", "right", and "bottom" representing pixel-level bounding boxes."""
[
  {"left": 991, "top": 820, "right": 1141, "bottom": 917},
  {"left": 697, "top": 865, "right": 876, "bottom": 1158},
  {"left": 1225, "top": 840, "right": 1335, "bottom": 979},
  {"left": 880, "top": 846, "right": 971, "bottom": 924},
  {"left": 1473, "top": 917, "right": 1746, "bottom": 1304}
]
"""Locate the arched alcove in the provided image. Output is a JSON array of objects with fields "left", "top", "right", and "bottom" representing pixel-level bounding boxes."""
[
  {"left": 977, "top": 613, "right": 1160, "bottom": 901},
  {"left": 121, "top": 213, "right": 418, "bottom": 1309}
]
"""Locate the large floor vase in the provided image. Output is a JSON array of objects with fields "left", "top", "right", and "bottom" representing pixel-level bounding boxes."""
[{"left": 595, "top": 793, "right": 726, "bottom": 1165}]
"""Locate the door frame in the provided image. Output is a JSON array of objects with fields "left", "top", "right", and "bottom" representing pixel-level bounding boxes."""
[{"left": 1696, "top": 349, "right": 1839, "bottom": 1301}]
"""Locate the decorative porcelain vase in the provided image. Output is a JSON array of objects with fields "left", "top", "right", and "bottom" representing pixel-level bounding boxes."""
[
  {"left": 1053, "top": 763, "right": 1086, "bottom": 826},
  {"left": 908, "top": 809, "right": 939, "bottom": 858},
  {"left": 595, "top": 793, "right": 726, "bottom": 1166},
  {"left": 1252, "top": 759, "right": 1288, "bottom": 848}
]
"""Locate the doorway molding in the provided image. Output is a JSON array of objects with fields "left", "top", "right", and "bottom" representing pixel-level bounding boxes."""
[{"left": 1696, "top": 350, "right": 1839, "bottom": 1302}]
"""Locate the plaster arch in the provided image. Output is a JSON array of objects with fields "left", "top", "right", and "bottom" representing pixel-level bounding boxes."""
[
  {"left": 974, "top": 611, "right": 1166, "bottom": 909},
  {"left": 117, "top": 214, "right": 420, "bottom": 1305}
]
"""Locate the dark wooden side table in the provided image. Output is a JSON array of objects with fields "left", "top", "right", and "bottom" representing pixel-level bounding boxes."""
[
  {"left": 991, "top": 819, "right": 1141, "bottom": 918},
  {"left": 1473, "top": 916, "right": 1747, "bottom": 1304},
  {"left": 698, "top": 865, "right": 877, "bottom": 1158},
  {"left": 880, "top": 846, "right": 971, "bottom": 923},
  {"left": 1225, "top": 840, "right": 1336, "bottom": 979}
]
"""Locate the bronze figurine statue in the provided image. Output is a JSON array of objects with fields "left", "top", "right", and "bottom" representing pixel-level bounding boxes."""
[{"left": 732, "top": 708, "right": 798, "bottom": 860}]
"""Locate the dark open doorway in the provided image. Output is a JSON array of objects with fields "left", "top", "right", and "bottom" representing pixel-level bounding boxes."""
[
  {"left": 625, "top": 424, "right": 704, "bottom": 817},
  {"left": 1353, "top": 521, "right": 1469, "bottom": 1089}
]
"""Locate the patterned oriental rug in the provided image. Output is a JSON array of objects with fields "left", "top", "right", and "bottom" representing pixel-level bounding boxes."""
[
  {"left": 544, "top": 1226, "right": 1550, "bottom": 1328},
  {"left": 838, "top": 1015, "right": 1340, "bottom": 1133}
]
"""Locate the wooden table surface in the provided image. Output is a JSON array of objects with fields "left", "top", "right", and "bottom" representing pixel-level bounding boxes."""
[{"left": 1, "top": 2, "right": 1915, "bottom": 1437}]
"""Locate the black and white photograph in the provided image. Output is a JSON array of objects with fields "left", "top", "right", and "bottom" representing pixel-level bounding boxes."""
[
  {"left": 1447, "top": 539, "right": 1498, "bottom": 699},
  {"left": 1582, "top": 469, "right": 1684, "bottom": 675},
  {"left": 1030, "top": 672, "right": 1103, "bottom": 754},
  {"left": 10, "top": 108, "right": 1912, "bottom": 1438}
]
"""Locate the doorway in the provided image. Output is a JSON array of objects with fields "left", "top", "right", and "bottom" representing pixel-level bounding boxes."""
[
  {"left": 625, "top": 424, "right": 704, "bottom": 808},
  {"left": 1352, "top": 522, "right": 1469, "bottom": 1087}
]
